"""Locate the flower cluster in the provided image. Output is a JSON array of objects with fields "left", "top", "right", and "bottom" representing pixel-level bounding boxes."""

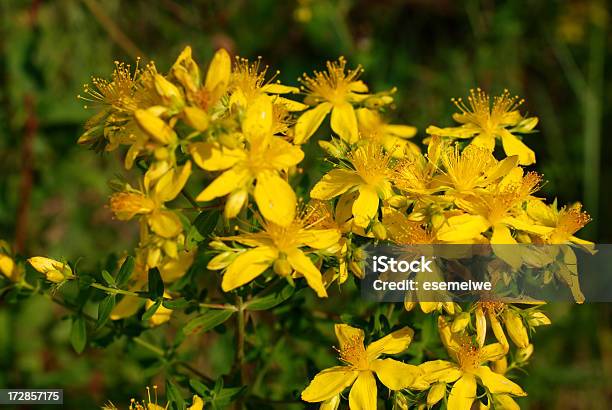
[{"left": 12, "top": 47, "right": 592, "bottom": 409}]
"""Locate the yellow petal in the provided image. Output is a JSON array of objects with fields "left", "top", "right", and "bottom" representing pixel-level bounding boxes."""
[
  {"left": 436, "top": 214, "right": 489, "bottom": 242},
  {"left": 134, "top": 109, "right": 177, "bottom": 144},
  {"left": 254, "top": 172, "right": 296, "bottom": 227},
  {"left": 222, "top": 246, "right": 277, "bottom": 291},
  {"left": 294, "top": 102, "right": 332, "bottom": 144},
  {"left": 334, "top": 324, "right": 365, "bottom": 348},
  {"left": 205, "top": 48, "right": 231, "bottom": 95},
  {"left": 196, "top": 167, "right": 250, "bottom": 202},
  {"left": 154, "top": 161, "right": 192, "bottom": 202},
  {"left": 286, "top": 248, "right": 327, "bottom": 297},
  {"left": 451, "top": 312, "right": 471, "bottom": 333},
  {"left": 261, "top": 83, "right": 300, "bottom": 94},
  {"left": 348, "top": 371, "right": 377, "bottom": 410},
  {"left": 267, "top": 137, "right": 305, "bottom": 168},
  {"left": 319, "top": 395, "right": 341, "bottom": 410},
  {"left": 489, "top": 313, "right": 510, "bottom": 351},
  {"left": 480, "top": 343, "right": 507, "bottom": 362},
  {"left": 427, "top": 383, "right": 446, "bottom": 407},
  {"left": 503, "top": 310, "right": 529, "bottom": 348},
  {"left": 110, "top": 295, "right": 144, "bottom": 320},
  {"left": 471, "top": 133, "right": 496, "bottom": 151},
  {"left": 366, "top": 327, "right": 414, "bottom": 359},
  {"left": 331, "top": 103, "right": 358, "bottom": 143},
  {"left": 426, "top": 125, "right": 478, "bottom": 138},
  {"left": 243, "top": 95, "right": 273, "bottom": 139},
  {"left": 352, "top": 185, "right": 379, "bottom": 228},
  {"left": 418, "top": 360, "right": 462, "bottom": 384},
  {"left": 370, "top": 359, "right": 422, "bottom": 390},
  {"left": 148, "top": 210, "right": 183, "bottom": 238},
  {"left": 190, "top": 142, "right": 244, "bottom": 171},
  {"left": 310, "top": 169, "right": 362, "bottom": 200},
  {"left": 491, "top": 224, "right": 522, "bottom": 269},
  {"left": 447, "top": 374, "right": 476, "bottom": 410},
  {"left": 500, "top": 129, "right": 535, "bottom": 165},
  {"left": 297, "top": 228, "right": 341, "bottom": 250},
  {"left": 301, "top": 366, "right": 358, "bottom": 402},
  {"left": 188, "top": 396, "right": 204, "bottom": 410},
  {"left": 494, "top": 394, "right": 521, "bottom": 410},
  {"left": 474, "top": 366, "right": 526, "bottom": 396},
  {"left": 159, "top": 250, "right": 194, "bottom": 283},
  {"left": 475, "top": 306, "right": 487, "bottom": 347},
  {"left": 385, "top": 124, "right": 417, "bottom": 138}
]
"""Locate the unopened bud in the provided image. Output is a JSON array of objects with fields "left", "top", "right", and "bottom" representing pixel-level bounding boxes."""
[
  {"left": 371, "top": 221, "right": 387, "bottom": 240},
  {"left": 183, "top": 106, "right": 209, "bottom": 131},
  {"left": 348, "top": 260, "right": 364, "bottom": 278},
  {"left": 28, "top": 257, "right": 74, "bottom": 283},
  {"left": 318, "top": 140, "right": 345, "bottom": 158},
  {"left": 387, "top": 195, "right": 407, "bottom": 208},
  {"left": 273, "top": 257, "right": 292, "bottom": 276},
  {"left": 225, "top": 190, "right": 248, "bottom": 219},
  {"left": 516, "top": 344, "right": 534, "bottom": 363}
]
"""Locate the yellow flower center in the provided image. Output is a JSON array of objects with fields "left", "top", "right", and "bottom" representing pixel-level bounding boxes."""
[
  {"left": 80, "top": 60, "right": 140, "bottom": 110},
  {"left": 550, "top": 205, "right": 590, "bottom": 241},
  {"left": 477, "top": 172, "right": 541, "bottom": 224},
  {"left": 231, "top": 56, "right": 277, "bottom": 103},
  {"left": 456, "top": 341, "right": 482, "bottom": 373},
  {"left": 349, "top": 144, "right": 391, "bottom": 187},
  {"left": 452, "top": 88, "right": 523, "bottom": 135},
  {"left": 110, "top": 192, "right": 155, "bottom": 220},
  {"left": 442, "top": 145, "right": 495, "bottom": 192},
  {"left": 262, "top": 219, "right": 304, "bottom": 252},
  {"left": 335, "top": 335, "right": 369, "bottom": 370},
  {"left": 479, "top": 301, "right": 505, "bottom": 316},
  {"left": 300, "top": 57, "right": 363, "bottom": 106}
]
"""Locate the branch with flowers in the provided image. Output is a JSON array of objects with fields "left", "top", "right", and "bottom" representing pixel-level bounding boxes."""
[{"left": 0, "top": 46, "right": 593, "bottom": 409}]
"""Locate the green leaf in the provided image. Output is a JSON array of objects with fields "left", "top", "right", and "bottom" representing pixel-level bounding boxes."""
[
  {"left": 71, "top": 315, "right": 87, "bottom": 354},
  {"left": 142, "top": 300, "right": 161, "bottom": 322},
  {"left": 116, "top": 256, "right": 135, "bottom": 287},
  {"left": 97, "top": 294, "right": 116, "bottom": 328},
  {"left": 212, "top": 386, "right": 246, "bottom": 406},
  {"left": 163, "top": 298, "right": 191, "bottom": 310},
  {"left": 186, "top": 225, "right": 204, "bottom": 251},
  {"left": 166, "top": 380, "right": 186, "bottom": 410},
  {"left": 101, "top": 270, "right": 116, "bottom": 287},
  {"left": 193, "top": 209, "right": 220, "bottom": 237},
  {"left": 245, "top": 282, "right": 295, "bottom": 311},
  {"left": 148, "top": 268, "right": 164, "bottom": 299},
  {"left": 184, "top": 310, "right": 234, "bottom": 335},
  {"left": 189, "top": 379, "right": 210, "bottom": 398}
]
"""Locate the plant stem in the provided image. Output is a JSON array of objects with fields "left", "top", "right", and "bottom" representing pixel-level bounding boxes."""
[
  {"left": 91, "top": 282, "right": 141, "bottom": 297},
  {"left": 236, "top": 296, "right": 246, "bottom": 384},
  {"left": 199, "top": 302, "right": 238, "bottom": 311}
]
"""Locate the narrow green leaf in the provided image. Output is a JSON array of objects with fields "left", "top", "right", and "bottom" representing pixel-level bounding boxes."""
[
  {"left": 101, "top": 270, "right": 116, "bottom": 287},
  {"left": 189, "top": 379, "right": 210, "bottom": 398},
  {"left": 142, "top": 300, "right": 161, "bottom": 322},
  {"left": 245, "top": 282, "right": 295, "bottom": 311},
  {"left": 212, "top": 386, "right": 246, "bottom": 406},
  {"left": 193, "top": 209, "right": 220, "bottom": 237},
  {"left": 163, "top": 298, "right": 191, "bottom": 310},
  {"left": 148, "top": 268, "right": 164, "bottom": 299},
  {"left": 71, "top": 315, "right": 87, "bottom": 354},
  {"left": 184, "top": 310, "right": 234, "bottom": 335},
  {"left": 116, "top": 256, "right": 135, "bottom": 287},
  {"left": 97, "top": 294, "right": 116, "bottom": 328},
  {"left": 166, "top": 380, "right": 186, "bottom": 410}
]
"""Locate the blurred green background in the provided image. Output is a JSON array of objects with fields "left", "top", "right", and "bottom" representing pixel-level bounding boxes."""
[{"left": 0, "top": 0, "right": 611, "bottom": 408}]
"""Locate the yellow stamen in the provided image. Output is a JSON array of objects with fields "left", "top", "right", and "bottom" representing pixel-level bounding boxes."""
[{"left": 300, "top": 57, "right": 363, "bottom": 105}]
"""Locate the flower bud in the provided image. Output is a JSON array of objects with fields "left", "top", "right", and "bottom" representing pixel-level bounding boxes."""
[
  {"left": 273, "top": 257, "right": 293, "bottom": 277},
  {"left": 451, "top": 312, "right": 470, "bottom": 333},
  {"left": 491, "top": 356, "right": 508, "bottom": 374},
  {"left": 426, "top": 383, "right": 445, "bottom": 407},
  {"left": 371, "top": 221, "right": 387, "bottom": 240},
  {"left": 516, "top": 344, "right": 534, "bottom": 363},
  {"left": 0, "top": 253, "right": 16, "bottom": 282},
  {"left": 28, "top": 257, "right": 74, "bottom": 283},
  {"left": 154, "top": 74, "right": 185, "bottom": 109},
  {"left": 183, "top": 106, "right": 209, "bottom": 131},
  {"left": 219, "top": 132, "right": 240, "bottom": 149},
  {"left": 225, "top": 190, "right": 248, "bottom": 219},
  {"left": 318, "top": 140, "right": 345, "bottom": 158},
  {"left": 348, "top": 260, "right": 364, "bottom": 278},
  {"left": 134, "top": 109, "right": 177, "bottom": 145},
  {"left": 387, "top": 195, "right": 407, "bottom": 208}
]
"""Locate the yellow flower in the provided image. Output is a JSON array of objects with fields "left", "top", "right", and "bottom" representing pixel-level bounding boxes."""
[
  {"left": 102, "top": 386, "right": 204, "bottom": 410},
  {"left": 420, "top": 317, "right": 526, "bottom": 410},
  {"left": 171, "top": 47, "right": 231, "bottom": 113},
  {"left": 356, "top": 108, "right": 419, "bottom": 158},
  {"left": 28, "top": 256, "right": 74, "bottom": 283},
  {"left": 109, "top": 161, "right": 192, "bottom": 239},
  {"left": 0, "top": 241, "right": 20, "bottom": 282},
  {"left": 390, "top": 136, "right": 443, "bottom": 199},
  {"left": 311, "top": 143, "right": 393, "bottom": 228},
  {"left": 301, "top": 324, "right": 424, "bottom": 410},
  {"left": 526, "top": 200, "right": 592, "bottom": 246},
  {"left": 191, "top": 96, "right": 303, "bottom": 226},
  {"left": 229, "top": 56, "right": 303, "bottom": 110},
  {"left": 436, "top": 171, "right": 545, "bottom": 267},
  {"left": 437, "top": 144, "right": 519, "bottom": 196},
  {"left": 295, "top": 58, "right": 370, "bottom": 144},
  {"left": 209, "top": 210, "right": 341, "bottom": 297},
  {"left": 426, "top": 89, "right": 538, "bottom": 165}
]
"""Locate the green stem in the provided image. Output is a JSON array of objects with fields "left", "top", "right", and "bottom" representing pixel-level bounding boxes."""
[
  {"left": 236, "top": 296, "right": 246, "bottom": 384},
  {"left": 91, "top": 282, "right": 141, "bottom": 297},
  {"left": 199, "top": 302, "right": 238, "bottom": 311}
]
